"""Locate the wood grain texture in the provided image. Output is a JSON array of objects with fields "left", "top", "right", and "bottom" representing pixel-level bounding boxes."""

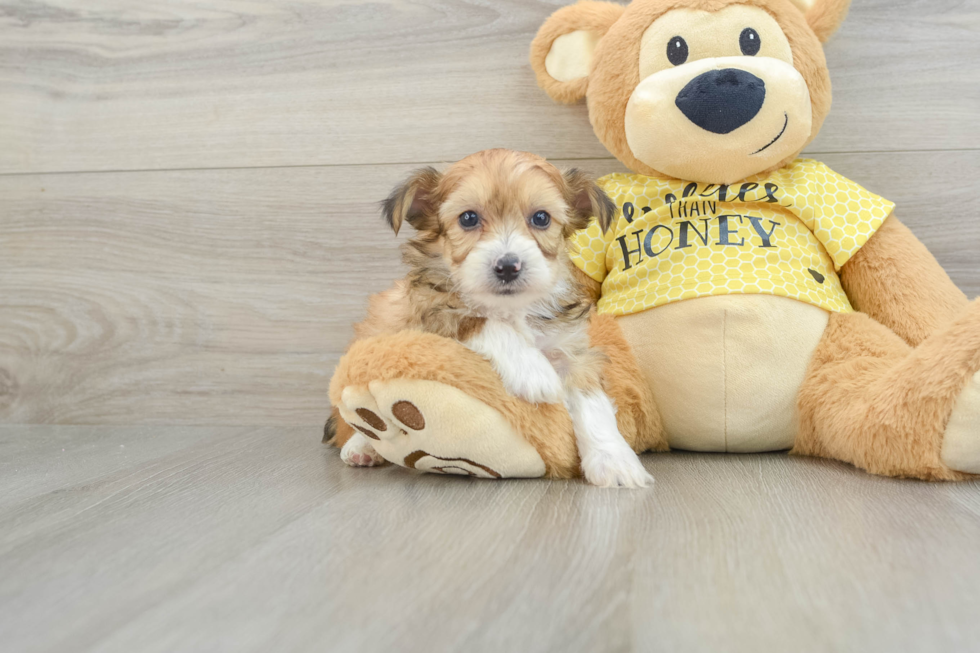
[
  {"left": 1, "top": 0, "right": 978, "bottom": 174},
  {"left": 1, "top": 425, "right": 979, "bottom": 653},
  {"left": 2, "top": 152, "right": 978, "bottom": 426},
  {"left": 2, "top": 2, "right": 978, "bottom": 650}
]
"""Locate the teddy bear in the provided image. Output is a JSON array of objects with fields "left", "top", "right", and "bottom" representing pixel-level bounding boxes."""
[{"left": 326, "top": 0, "right": 980, "bottom": 482}]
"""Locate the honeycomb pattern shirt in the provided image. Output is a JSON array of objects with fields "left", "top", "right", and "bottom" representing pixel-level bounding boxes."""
[{"left": 571, "top": 159, "right": 896, "bottom": 316}]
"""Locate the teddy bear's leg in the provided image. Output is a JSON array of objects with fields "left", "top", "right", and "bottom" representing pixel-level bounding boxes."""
[
  {"left": 337, "top": 378, "right": 553, "bottom": 478},
  {"left": 943, "top": 373, "right": 980, "bottom": 473},
  {"left": 793, "top": 300, "right": 980, "bottom": 480},
  {"left": 327, "top": 317, "right": 666, "bottom": 479},
  {"left": 588, "top": 313, "right": 669, "bottom": 455},
  {"left": 329, "top": 330, "right": 581, "bottom": 478}
]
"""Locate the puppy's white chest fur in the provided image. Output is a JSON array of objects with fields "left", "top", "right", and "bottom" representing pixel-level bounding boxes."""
[{"left": 533, "top": 326, "right": 579, "bottom": 377}]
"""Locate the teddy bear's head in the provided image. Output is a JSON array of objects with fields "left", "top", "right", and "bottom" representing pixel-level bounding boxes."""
[{"left": 531, "top": 0, "right": 850, "bottom": 185}]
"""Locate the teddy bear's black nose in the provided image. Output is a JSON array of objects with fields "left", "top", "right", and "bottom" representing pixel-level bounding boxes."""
[{"left": 675, "top": 68, "right": 766, "bottom": 135}]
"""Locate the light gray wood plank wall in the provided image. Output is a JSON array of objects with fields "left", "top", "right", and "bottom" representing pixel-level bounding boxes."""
[
  {"left": 1, "top": 0, "right": 979, "bottom": 426},
  {"left": 0, "top": 0, "right": 978, "bottom": 174},
  {"left": 2, "top": 152, "right": 979, "bottom": 426}
]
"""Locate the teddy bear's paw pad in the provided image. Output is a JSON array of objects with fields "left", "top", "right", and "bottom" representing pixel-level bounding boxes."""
[
  {"left": 941, "top": 371, "right": 980, "bottom": 474},
  {"left": 341, "top": 433, "right": 388, "bottom": 468},
  {"left": 337, "top": 385, "right": 399, "bottom": 443},
  {"left": 390, "top": 400, "right": 425, "bottom": 431},
  {"left": 364, "top": 378, "right": 547, "bottom": 479},
  {"left": 581, "top": 447, "right": 654, "bottom": 489}
]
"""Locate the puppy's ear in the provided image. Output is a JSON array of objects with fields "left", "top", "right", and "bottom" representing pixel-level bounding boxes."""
[
  {"left": 787, "top": 0, "right": 851, "bottom": 42},
  {"left": 381, "top": 167, "right": 442, "bottom": 235},
  {"left": 530, "top": 1, "right": 625, "bottom": 104},
  {"left": 562, "top": 168, "right": 617, "bottom": 236}
]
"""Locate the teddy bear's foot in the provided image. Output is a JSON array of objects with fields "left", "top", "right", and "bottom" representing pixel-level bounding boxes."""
[
  {"left": 942, "top": 371, "right": 980, "bottom": 474},
  {"left": 335, "top": 378, "right": 547, "bottom": 478},
  {"left": 796, "top": 300, "right": 980, "bottom": 480}
]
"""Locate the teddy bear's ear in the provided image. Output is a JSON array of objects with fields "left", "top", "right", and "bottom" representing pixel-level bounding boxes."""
[
  {"left": 787, "top": 0, "right": 851, "bottom": 43},
  {"left": 530, "top": 1, "right": 626, "bottom": 104}
]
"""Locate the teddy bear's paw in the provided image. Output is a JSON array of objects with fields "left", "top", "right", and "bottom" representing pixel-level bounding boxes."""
[
  {"left": 340, "top": 432, "right": 387, "bottom": 468},
  {"left": 337, "top": 378, "right": 547, "bottom": 479},
  {"left": 941, "top": 371, "right": 980, "bottom": 474},
  {"left": 581, "top": 445, "right": 654, "bottom": 489},
  {"left": 336, "top": 384, "right": 400, "bottom": 445}
]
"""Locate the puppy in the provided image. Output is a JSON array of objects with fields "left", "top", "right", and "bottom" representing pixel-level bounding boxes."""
[{"left": 337, "top": 149, "right": 653, "bottom": 488}]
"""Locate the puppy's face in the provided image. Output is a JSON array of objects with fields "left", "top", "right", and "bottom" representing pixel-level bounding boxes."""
[
  {"left": 440, "top": 154, "right": 579, "bottom": 310},
  {"left": 384, "top": 150, "right": 614, "bottom": 312}
]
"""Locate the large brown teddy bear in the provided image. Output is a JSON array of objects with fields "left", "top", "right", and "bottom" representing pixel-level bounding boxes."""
[{"left": 327, "top": 0, "right": 980, "bottom": 482}]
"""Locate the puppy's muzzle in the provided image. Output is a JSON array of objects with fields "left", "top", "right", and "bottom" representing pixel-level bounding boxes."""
[{"left": 493, "top": 254, "right": 522, "bottom": 283}]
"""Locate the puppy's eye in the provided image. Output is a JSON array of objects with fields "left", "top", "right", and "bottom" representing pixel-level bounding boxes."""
[
  {"left": 740, "top": 28, "right": 761, "bottom": 56},
  {"left": 667, "top": 36, "right": 688, "bottom": 66},
  {"left": 530, "top": 210, "right": 551, "bottom": 229},
  {"left": 458, "top": 210, "right": 480, "bottom": 229}
]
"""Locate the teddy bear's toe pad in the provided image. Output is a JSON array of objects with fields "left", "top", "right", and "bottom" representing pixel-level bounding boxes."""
[
  {"left": 337, "top": 386, "right": 392, "bottom": 442},
  {"left": 341, "top": 378, "right": 546, "bottom": 479},
  {"left": 942, "top": 371, "right": 980, "bottom": 474},
  {"left": 390, "top": 400, "right": 426, "bottom": 431}
]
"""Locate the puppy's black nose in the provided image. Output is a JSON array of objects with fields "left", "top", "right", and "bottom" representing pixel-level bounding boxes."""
[
  {"left": 493, "top": 254, "right": 522, "bottom": 283},
  {"left": 675, "top": 68, "right": 766, "bottom": 134}
]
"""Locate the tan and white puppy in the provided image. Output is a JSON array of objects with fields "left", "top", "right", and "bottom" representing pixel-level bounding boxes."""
[{"left": 339, "top": 149, "right": 653, "bottom": 488}]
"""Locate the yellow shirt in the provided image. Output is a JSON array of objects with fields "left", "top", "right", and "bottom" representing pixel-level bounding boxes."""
[{"left": 572, "top": 159, "right": 895, "bottom": 316}]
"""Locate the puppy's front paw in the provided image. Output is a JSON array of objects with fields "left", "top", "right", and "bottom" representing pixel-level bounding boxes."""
[
  {"left": 466, "top": 320, "right": 563, "bottom": 404},
  {"left": 341, "top": 433, "right": 387, "bottom": 468},
  {"left": 503, "top": 357, "right": 564, "bottom": 404},
  {"left": 581, "top": 447, "right": 654, "bottom": 489}
]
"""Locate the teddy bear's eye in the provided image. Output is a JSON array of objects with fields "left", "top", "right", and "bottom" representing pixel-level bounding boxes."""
[
  {"left": 667, "top": 36, "right": 689, "bottom": 66},
  {"left": 740, "top": 28, "right": 761, "bottom": 56}
]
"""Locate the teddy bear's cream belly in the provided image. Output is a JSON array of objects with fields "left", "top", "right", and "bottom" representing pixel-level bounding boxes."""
[{"left": 617, "top": 294, "right": 830, "bottom": 453}]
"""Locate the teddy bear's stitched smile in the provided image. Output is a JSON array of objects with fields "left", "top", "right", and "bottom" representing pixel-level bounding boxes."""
[{"left": 751, "top": 112, "right": 790, "bottom": 155}]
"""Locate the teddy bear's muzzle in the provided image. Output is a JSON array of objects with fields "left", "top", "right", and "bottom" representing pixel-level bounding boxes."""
[
  {"left": 675, "top": 68, "right": 767, "bottom": 135},
  {"left": 624, "top": 56, "right": 812, "bottom": 185}
]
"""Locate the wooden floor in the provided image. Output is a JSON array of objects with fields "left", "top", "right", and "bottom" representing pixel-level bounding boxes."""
[
  {"left": 1, "top": 425, "right": 978, "bottom": 653},
  {"left": 2, "top": 0, "right": 980, "bottom": 650}
]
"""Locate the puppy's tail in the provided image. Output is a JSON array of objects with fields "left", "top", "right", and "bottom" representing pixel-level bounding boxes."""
[
  {"left": 323, "top": 412, "right": 337, "bottom": 444},
  {"left": 323, "top": 406, "right": 355, "bottom": 448}
]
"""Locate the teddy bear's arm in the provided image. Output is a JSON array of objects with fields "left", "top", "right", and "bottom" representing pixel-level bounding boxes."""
[{"left": 840, "top": 214, "right": 969, "bottom": 347}]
